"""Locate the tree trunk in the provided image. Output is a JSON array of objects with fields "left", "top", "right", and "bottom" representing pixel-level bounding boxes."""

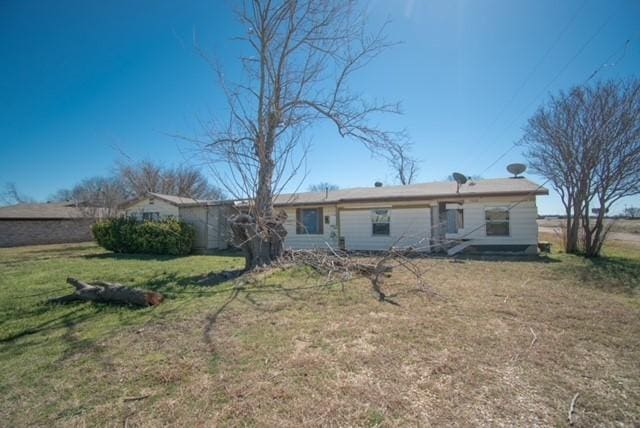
[
  {"left": 49, "top": 277, "right": 164, "bottom": 306},
  {"left": 564, "top": 210, "right": 580, "bottom": 254},
  {"left": 230, "top": 211, "right": 287, "bottom": 270},
  {"left": 584, "top": 198, "right": 608, "bottom": 257}
]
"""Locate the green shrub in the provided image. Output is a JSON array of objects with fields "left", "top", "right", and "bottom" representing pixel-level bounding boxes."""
[{"left": 92, "top": 217, "right": 195, "bottom": 255}]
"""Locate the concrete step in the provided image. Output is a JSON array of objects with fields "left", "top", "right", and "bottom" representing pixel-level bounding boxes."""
[{"left": 447, "top": 240, "right": 473, "bottom": 256}]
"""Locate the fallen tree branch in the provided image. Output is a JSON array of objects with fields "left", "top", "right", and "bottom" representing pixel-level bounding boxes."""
[
  {"left": 49, "top": 277, "right": 164, "bottom": 307},
  {"left": 281, "top": 246, "right": 433, "bottom": 303},
  {"left": 123, "top": 394, "right": 151, "bottom": 402},
  {"left": 568, "top": 392, "right": 579, "bottom": 425}
]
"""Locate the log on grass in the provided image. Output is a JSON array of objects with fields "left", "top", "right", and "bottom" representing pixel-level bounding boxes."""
[{"left": 49, "top": 277, "right": 164, "bottom": 307}]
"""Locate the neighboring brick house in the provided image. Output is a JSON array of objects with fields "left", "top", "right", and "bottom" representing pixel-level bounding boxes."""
[{"left": 0, "top": 202, "right": 106, "bottom": 247}]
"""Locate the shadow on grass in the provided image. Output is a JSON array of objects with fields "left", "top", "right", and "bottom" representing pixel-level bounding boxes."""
[
  {"left": 444, "top": 253, "right": 561, "bottom": 264},
  {"left": 83, "top": 252, "right": 188, "bottom": 261},
  {"left": 141, "top": 269, "right": 245, "bottom": 295},
  {"left": 0, "top": 306, "right": 91, "bottom": 344},
  {"left": 583, "top": 256, "right": 640, "bottom": 291},
  {"left": 82, "top": 249, "right": 244, "bottom": 262},
  {"left": 555, "top": 254, "right": 640, "bottom": 293}
]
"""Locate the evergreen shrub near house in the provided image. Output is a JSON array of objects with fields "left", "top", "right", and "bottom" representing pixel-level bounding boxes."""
[{"left": 92, "top": 217, "right": 195, "bottom": 255}]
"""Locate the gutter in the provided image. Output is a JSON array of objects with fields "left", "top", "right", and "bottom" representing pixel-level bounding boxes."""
[{"left": 272, "top": 190, "right": 549, "bottom": 208}]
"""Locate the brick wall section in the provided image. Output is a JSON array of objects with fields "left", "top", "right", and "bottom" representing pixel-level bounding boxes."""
[{"left": 0, "top": 219, "right": 95, "bottom": 247}]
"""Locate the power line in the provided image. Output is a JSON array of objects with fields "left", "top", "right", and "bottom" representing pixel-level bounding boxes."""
[
  {"left": 585, "top": 31, "right": 639, "bottom": 82},
  {"left": 463, "top": 0, "right": 589, "bottom": 173},
  {"left": 470, "top": 9, "right": 621, "bottom": 177}
]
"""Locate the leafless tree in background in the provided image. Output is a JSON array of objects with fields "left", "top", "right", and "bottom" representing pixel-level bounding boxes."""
[
  {"left": 522, "top": 79, "right": 640, "bottom": 257},
  {"left": 624, "top": 206, "right": 640, "bottom": 219},
  {"left": 385, "top": 141, "right": 419, "bottom": 185},
  {"left": 50, "top": 161, "right": 224, "bottom": 217},
  {"left": 50, "top": 176, "right": 127, "bottom": 218},
  {"left": 118, "top": 161, "right": 225, "bottom": 200},
  {"left": 193, "top": 0, "right": 403, "bottom": 269},
  {"left": 0, "top": 182, "right": 35, "bottom": 205},
  {"left": 308, "top": 182, "right": 339, "bottom": 192}
]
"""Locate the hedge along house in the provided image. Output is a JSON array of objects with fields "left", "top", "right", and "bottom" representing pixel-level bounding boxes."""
[
  {"left": 122, "top": 192, "right": 234, "bottom": 251},
  {"left": 273, "top": 178, "right": 548, "bottom": 255}
]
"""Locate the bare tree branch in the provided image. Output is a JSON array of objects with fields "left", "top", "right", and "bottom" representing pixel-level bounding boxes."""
[
  {"left": 185, "top": 0, "right": 404, "bottom": 269},
  {"left": 522, "top": 79, "right": 640, "bottom": 256}
]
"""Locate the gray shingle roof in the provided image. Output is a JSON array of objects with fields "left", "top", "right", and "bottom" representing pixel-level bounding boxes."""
[
  {"left": 273, "top": 178, "right": 548, "bottom": 206},
  {"left": 0, "top": 202, "right": 104, "bottom": 219},
  {"left": 147, "top": 192, "right": 204, "bottom": 206}
]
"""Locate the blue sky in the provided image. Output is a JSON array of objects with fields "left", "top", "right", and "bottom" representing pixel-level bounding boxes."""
[{"left": 1, "top": 0, "right": 639, "bottom": 214}]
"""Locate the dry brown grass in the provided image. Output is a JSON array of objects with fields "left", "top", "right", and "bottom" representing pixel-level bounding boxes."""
[
  {"left": 538, "top": 218, "right": 640, "bottom": 237},
  {"left": 2, "top": 243, "right": 639, "bottom": 427}
]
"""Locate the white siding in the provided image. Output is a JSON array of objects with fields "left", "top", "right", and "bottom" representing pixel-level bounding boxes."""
[
  {"left": 206, "top": 205, "right": 232, "bottom": 250},
  {"left": 125, "top": 198, "right": 178, "bottom": 219},
  {"left": 340, "top": 207, "right": 431, "bottom": 251},
  {"left": 282, "top": 206, "right": 338, "bottom": 250},
  {"left": 445, "top": 198, "right": 538, "bottom": 245},
  {"left": 179, "top": 206, "right": 208, "bottom": 250}
]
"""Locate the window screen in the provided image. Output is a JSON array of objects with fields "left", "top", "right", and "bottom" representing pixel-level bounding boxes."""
[
  {"left": 372, "top": 209, "right": 390, "bottom": 236},
  {"left": 485, "top": 208, "right": 509, "bottom": 236}
]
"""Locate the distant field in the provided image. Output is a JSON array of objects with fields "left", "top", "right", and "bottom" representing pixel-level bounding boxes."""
[
  {"left": 1, "top": 240, "right": 639, "bottom": 426},
  {"left": 538, "top": 218, "right": 640, "bottom": 235}
]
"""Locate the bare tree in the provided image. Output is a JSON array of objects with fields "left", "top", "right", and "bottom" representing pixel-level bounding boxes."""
[
  {"left": 49, "top": 188, "right": 74, "bottom": 203},
  {"left": 118, "top": 161, "right": 163, "bottom": 197},
  {"left": 0, "top": 182, "right": 35, "bottom": 205},
  {"left": 522, "top": 79, "right": 640, "bottom": 256},
  {"left": 50, "top": 176, "right": 127, "bottom": 218},
  {"left": 623, "top": 206, "right": 640, "bottom": 219},
  {"left": 385, "top": 141, "right": 419, "bottom": 185},
  {"left": 194, "top": 0, "right": 403, "bottom": 269},
  {"left": 308, "top": 182, "right": 339, "bottom": 192},
  {"left": 118, "top": 161, "right": 225, "bottom": 200}
]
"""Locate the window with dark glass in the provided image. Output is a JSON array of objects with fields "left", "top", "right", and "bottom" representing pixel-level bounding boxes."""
[
  {"left": 371, "top": 209, "right": 390, "bottom": 236},
  {"left": 296, "top": 208, "right": 323, "bottom": 234},
  {"left": 142, "top": 212, "right": 160, "bottom": 221},
  {"left": 485, "top": 208, "right": 509, "bottom": 236}
]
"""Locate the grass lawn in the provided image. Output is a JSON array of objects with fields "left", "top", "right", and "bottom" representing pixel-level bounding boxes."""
[{"left": 1, "top": 240, "right": 639, "bottom": 426}]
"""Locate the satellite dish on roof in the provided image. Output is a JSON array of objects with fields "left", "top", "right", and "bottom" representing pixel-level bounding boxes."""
[
  {"left": 452, "top": 172, "right": 467, "bottom": 185},
  {"left": 507, "top": 163, "right": 527, "bottom": 178},
  {"left": 452, "top": 172, "right": 467, "bottom": 193}
]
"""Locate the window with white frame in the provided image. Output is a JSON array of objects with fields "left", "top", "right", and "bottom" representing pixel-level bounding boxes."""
[
  {"left": 371, "top": 209, "right": 390, "bottom": 236},
  {"left": 485, "top": 207, "right": 509, "bottom": 236}
]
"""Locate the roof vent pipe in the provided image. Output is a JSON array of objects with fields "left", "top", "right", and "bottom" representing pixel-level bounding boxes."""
[
  {"left": 374, "top": 181, "right": 383, "bottom": 188},
  {"left": 325, "top": 186, "right": 329, "bottom": 199}
]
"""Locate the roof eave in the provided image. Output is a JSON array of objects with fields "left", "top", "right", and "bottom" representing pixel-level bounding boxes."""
[{"left": 273, "top": 189, "right": 549, "bottom": 207}]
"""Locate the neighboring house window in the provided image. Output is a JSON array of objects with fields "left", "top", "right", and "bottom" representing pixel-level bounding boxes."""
[
  {"left": 142, "top": 212, "right": 160, "bottom": 221},
  {"left": 446, "top": 209, "right": 464, "bottom": 233},
  {"left": 485, "top": 208, "right": 509, "bottom": 236},
  {"left": 296, "top": 208, "right": 323, "bottom": 234},
  {"left": 371, "top": 209, "right": 390, "bottom": 236}
]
